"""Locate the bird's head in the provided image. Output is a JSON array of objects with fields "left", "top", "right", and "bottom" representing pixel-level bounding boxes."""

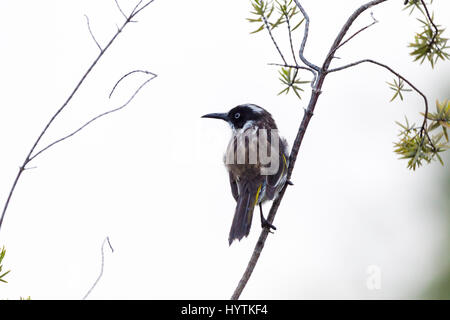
[{"left": 201, "top": 104, "right": 275, "bottom": 130}]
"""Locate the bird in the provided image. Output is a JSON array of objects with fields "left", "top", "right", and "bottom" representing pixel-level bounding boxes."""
[{"left": 202, "top": 104, "right": 289, "bottom": 245}]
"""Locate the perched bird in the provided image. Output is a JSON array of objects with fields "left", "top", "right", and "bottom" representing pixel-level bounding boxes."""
[{"left": 202, "top": 104, "right": 289, "bottom": 245}]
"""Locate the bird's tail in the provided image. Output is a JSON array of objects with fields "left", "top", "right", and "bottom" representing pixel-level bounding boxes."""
[{"left": 228, "top": 182, "right": 262, "bottom": 245}]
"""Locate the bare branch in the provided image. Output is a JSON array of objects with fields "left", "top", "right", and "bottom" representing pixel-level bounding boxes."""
[
  {"left": 29, "top": 71, "right": 157, "bottom": 162},
  {"left": 83, "top": 237, "right": 114, "bottom": 300},
  {"left": 84, "top": 14, "right": 102, "bottom": 51},
  {"left": 292, "top": 1, "right": 320, "bottom": 72},
  {"left": 113, "top": 0, "right": 128, "bottom": 20},
  {"left": 262, "top": 16, "right": 288, "bottom": 65},
  {"left": 231, "top": 0, "right": 388, "bottom": 300},
  {"left": 0, "top": 0, "right": 156, "bottom": 232}
]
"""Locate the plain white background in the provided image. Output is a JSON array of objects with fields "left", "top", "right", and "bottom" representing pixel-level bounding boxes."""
[{"left": 0, "top": 0, "right": 449, "bottom": 299}]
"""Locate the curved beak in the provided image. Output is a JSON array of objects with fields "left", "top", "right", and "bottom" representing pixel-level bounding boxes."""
[{"left": 201, "top": 112, "right": 229, "bottom": 122}]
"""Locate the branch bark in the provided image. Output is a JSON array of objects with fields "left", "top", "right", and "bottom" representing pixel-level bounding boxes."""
[{"left": 231, "top": 0, "right": 388, "bottom": 300}]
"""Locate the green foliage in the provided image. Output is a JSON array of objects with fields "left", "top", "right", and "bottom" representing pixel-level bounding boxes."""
[
  {"left": 248, "top": 0, "right": 307, "bottom": 99},
  {"left": 425, "top": 99, "right": 450, "bottom": 141},
  {"left": 394, "top": 100, "right": 450, "bottom": 170},
  {"left": 278, "top": 67, "right": 309, "bottom": 99},
  {"left": 405, "top": 0, "right": 450, "bottom": 68},
  {"left": 0, "top": 246, "right": 10, "bottom": 284},
  {"left": 387, "top": 78, "right": 412, "bottom": 101},
  {"left": 248, "top": 0, "right": 272, "bottom": 34},
  {"left": 248, "top": 0, "right": 302, "bottom": 33}
]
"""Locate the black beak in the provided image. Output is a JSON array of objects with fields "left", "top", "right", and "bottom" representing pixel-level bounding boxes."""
[{"left": 201, "top": 112, "right": 229, "bottom": 121}]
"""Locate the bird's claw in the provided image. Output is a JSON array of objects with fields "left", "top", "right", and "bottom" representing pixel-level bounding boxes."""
[{"left": 261, "top": 219, "right": 277, "bottom": 232}]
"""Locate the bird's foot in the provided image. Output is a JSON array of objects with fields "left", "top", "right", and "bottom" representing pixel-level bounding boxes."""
[{"left": 261, "top": 218, "right": 277, "bottom": 233}]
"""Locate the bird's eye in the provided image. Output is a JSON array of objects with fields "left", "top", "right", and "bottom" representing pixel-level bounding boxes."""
[{"left": 234, "top": 113, "right": 240, "bottom": 119}]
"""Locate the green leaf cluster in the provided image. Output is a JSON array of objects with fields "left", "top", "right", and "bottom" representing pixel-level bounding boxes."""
[
  {"left": 0, "top": 246, "right": 10, "bottom": 284},
  {"left": 387, "top": 78, "right": 412, "bottom": 101},
  {"left": 405, "top": 0, "right": 450, "bottom": 67},
  {"left": 394, "top": 100, "right": 450, "bottom": 170},
  {"left": 278, "top": 67, "right": 309, "bottom": 99},
  {"left": 248, "top": 1, "right": 308, "bottom": 99},
  {"left": 248, "top": 0, "right": 303, "bottom": 33}
]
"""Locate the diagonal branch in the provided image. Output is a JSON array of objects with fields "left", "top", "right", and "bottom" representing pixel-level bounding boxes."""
[
  {"left": 0, "top": 0, "right": 156, "bottom": 233},
  {"left": 262, "top": 15, "right": 288, "bottom": 65},
  {"left": 231, "top": 0, "right": 388, "bottom": 300}
]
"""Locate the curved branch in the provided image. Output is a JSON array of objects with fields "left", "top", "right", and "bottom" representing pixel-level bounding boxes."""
[
  {"left": 83, "top": 236, "right": 114, "bottom": 300},
  {"left": 323, "top": 0, "right": 387, "bottom": 71},
  {"left": 292, "top": 0, "right": 320, "bottom": 72},
  {"left": 327, "top": 58, "right": 429, "bottom": 136},
  {"left": 231, "top": 0, "right": 388, "bottom": 300}
]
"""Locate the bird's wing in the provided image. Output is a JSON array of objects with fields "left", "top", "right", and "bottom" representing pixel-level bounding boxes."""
[
  {"left": 228, "top": 171, "right": 239, "bottom": 202},
  {"left": 265, "top": 141, "right": 289, "bottom": 200}
]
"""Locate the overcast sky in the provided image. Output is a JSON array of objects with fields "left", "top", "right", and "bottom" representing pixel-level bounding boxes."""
[{"left": 0, "top": 0, "right": 449, "bottom": 299}]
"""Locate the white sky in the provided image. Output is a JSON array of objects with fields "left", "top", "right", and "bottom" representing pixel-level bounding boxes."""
[{"left": 0, "top": 0, "right": 449, "bottom": 299}]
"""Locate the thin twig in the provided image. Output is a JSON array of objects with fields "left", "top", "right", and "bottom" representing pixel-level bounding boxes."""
[
  {"left": 84, "top": 14, "right": 102, "bottom": 51},
  {"left": 113, "top": 0, "right": 128, "bottom": 20},
  {"left": 109, "top": 69, "right": 154, "bottom": 98},
  {"left": 132, "top": 0, "right": 155, "bottom": 18},
  {"left": 231, "top": 0, "right": 388, "bottom": 300},
  {"left": 0, "top": 0, "right": 156, "bottom": 232},
  {"left": 262, "top": 15, "right": 288, "bottom": 65},
  {"left": 420, "top": 0, "right": 439, "bottom": 49},
  {"left": 267, "top": 62, "right": 314, "bottom": 74},
  {"left": 83, "top": 236, "right": 114, "bottom": 300},
  {"left": 285, "top": 13, "right": 300, "bottom": 66},
  {"left": 267, "top": 62, "right": 316, "bottom": 87}
]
